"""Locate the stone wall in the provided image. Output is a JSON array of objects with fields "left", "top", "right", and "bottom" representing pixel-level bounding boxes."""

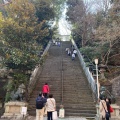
[
  {"left": 28, "top": 66, "right": 43, "bottom": 96},
  {"left": 112, "top": 76, "right": 120, "bottom": 97}
]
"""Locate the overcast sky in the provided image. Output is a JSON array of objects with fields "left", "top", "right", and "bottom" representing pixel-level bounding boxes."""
[{"left": 58, "top": 4, "right": 71, "bottom": 36}]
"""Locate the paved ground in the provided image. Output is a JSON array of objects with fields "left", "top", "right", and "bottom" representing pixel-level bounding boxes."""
[
  {"left": 44, "top": 117, "right": 87, "bottom": 120},
  {"left": 0, "top": 116, "right": 88, "bottom": 120},
  {"left": 27, "top": 116, "right": 87, "bottom": 120}
]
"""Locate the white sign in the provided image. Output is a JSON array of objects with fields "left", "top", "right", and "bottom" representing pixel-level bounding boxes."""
[
  {"left": 59, "top": 109, "right": 65, "bottom": 118},
  {"left": 21, "top": 107, "right": 27, "bottom": 115}
]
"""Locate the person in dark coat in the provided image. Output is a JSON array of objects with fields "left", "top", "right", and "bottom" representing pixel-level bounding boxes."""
[
  {"left": 106, "top": 98, "right": 111, "bottom": 119},
  {"left": 36, "top": 92, "right": 47, "bottom": 120}
]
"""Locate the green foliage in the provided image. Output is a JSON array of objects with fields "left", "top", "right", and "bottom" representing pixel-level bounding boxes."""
[
  {"left": 80, "top": 42, "right": 110, "bottom": 63},
  {"left": 71, "top": 30, "right": 82, "bottom": 48},
  {"left": 0, "top": 0, "right": 49, "bottom": 70},
  {"left": 39, "top": 52, "right": 48, "bottom": 66},
  {"left": 4, "top": 73, "right": 29, "bottom": 102},
  {"left": 0, "top": 0, "right": 52, "bottom": 101},
  {"left": 80, "top": 46, "right": 100, "bottom": 61},
  {"left": 34, "top": 0, "right": 55, "bottom": 22},
  {"left": 5, "top": 92, "right": 11, "bottom": 102},
  {"left": 13, "top": 73, "right": 29, "bottom": 88},
  {"left": 66, "top": 0, "right": 120, "bottom": 65},
  {"left": 52, "top": 0, "right": 67, "bottom": 19}
]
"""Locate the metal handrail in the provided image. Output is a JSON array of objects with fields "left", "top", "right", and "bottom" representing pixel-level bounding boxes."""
[
  {"left": 61, "top": 41, "right": 64, "bottom": 104},
  {"left": 71, "top": 39, "right": 97, "bottom": 99}
]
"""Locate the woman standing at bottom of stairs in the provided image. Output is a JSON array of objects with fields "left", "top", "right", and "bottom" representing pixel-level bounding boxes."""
[{"left": 46, "top": 94, "right": 56, "bottom": 120}]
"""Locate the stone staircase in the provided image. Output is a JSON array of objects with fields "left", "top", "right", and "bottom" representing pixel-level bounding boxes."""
[{"left": 28, "top": 41, "right": 96, "bottom": 117}]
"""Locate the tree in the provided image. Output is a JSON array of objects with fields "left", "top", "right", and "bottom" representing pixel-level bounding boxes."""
[
  {"left": 66, "top": 0, "right": 95, "bottom": 46},
  {"left": 94, "top": 0, "right": 112, "bottom": 17},
  {"left": 33, "top": 0, "right": 55, "bottom": 22},
  {"left": 0, "top": 0, "right": 49, "bottom": 101},
  {"left": 52, "top": 0, "right": 67, "bottom": 19},
  {"left": 94, "top": 0, "right": 120, "bottom": 65},
  {"left": 66, "top": 0, "right": 120, "bottom": 67}
]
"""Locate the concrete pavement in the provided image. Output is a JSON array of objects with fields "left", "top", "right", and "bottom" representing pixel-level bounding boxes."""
[
  {"left": 27, "top": 116, "right": 88, "bottom": 120},
  {"left": 43, "top": 117, "right": 87, "bottom": 120},
  {"left": 0, "top": 116, "right": 88, "bottom": 120},
  {"left": 22, "top": 116, "right": 88, "bottom": 120}
]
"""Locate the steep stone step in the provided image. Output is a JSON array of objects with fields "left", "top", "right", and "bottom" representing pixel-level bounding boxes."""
[
  {"left": 63, "top": 101, "right": 94, "bottom": 105},
  {"left": 65, "top": 109, "right": 96, "bottom": 114},
  {"left": 64, "top": 105, "right": 96, "bottom": 109},
  {"left": 63, "top": 88, "right": 92, "bottom": 91},
  {"left": 65, "top": 112, "right": 95, "bottom": 117}
]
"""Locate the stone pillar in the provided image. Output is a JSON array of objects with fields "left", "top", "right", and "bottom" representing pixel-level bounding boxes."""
[
  {"left": 1, "top": 101, "right": 28, "bottom": 118},
  {"left": 111, "top": 104, "right": 120, "bottom": 118}
]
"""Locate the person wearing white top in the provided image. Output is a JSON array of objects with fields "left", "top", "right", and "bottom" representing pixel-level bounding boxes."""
[
  {"left": 46, "top": 94, "right": 56, "bottom": 120},
  {"left": 72, "top": 53, "right": 75, "bottom": 60},
  {"left": 73, "top": 49, "right": 77, "bottom": 56}
]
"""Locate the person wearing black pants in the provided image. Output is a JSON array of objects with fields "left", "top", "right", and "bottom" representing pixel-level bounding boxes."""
[
  {"left": 106, "top": 98, "right": 111, "bottom": 120},
  {"left": 100, "top": 96, "right": 108, "bottom": 120},
  {"left": 47, "top": 112, "right": 52, "bottom": 120},
  {"left": 46, "top": 94, "right": 56, "bottom": 120}
]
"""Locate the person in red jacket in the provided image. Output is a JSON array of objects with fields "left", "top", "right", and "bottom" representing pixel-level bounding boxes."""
[{"left": 42, "top": 83, "right": 50, "bottom": 98}]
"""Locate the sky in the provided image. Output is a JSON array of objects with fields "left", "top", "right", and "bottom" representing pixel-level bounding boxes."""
[{"left": 58, "top": 4, "right": 71, "bottom": 36}]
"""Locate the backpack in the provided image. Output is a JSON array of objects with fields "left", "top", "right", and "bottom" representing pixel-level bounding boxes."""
[{"left": 36, "top": 96, "right": 44, "bottom": 109}]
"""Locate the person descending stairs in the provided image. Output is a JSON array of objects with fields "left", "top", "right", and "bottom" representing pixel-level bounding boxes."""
[{"left": 28, "top": 40, "right": 96, "bottom": 118}]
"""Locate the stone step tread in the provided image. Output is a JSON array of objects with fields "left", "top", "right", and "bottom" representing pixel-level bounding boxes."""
[
  {"left": 67, "top": 88, "right": 91, "bottom": 90},
  {"left": 63, "top": 89, "right": 92, "bottom": 92},
  {"left": 28, "top": 111, "right": 96, "bottom": 117},
  {"left": 65, "top": 113, "right": 96, "bottom": 117},
  {"left": 63, "top": 104, "right": 95, "bottom": 107},
  {"left": 65, "top": 110, "right": 96, "bottom": 114},
  {"left": 63, "top": 95, "right": 93, "bottom": 97},
  {"left": 63, "top": 99, "right": 94, "bottom": 102},
  {"left": 63, "top": 85, "right": 90, "bottom": 87},
  {"left": 64, "top": 106, "right": 96, "bottom": 110},
  {"left": 63, "top": 100, "right": 94, "bottom": 103}
]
